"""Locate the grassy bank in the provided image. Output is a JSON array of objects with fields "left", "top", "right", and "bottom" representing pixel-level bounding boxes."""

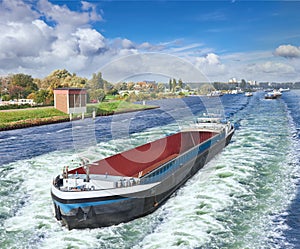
[
  {"left": 0, "top": 108, "right": 69, "bottom": 130},
  {"left": 0, "top": 101, "right": 158, "bottom": 131},
  {"left": 87, "top": 100, "right": 156, "bottom": 115}
]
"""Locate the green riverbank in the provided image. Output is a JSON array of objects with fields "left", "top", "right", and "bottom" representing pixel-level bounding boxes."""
[{"left": 0, "top": 101, "right": 158, "bottom": 131}]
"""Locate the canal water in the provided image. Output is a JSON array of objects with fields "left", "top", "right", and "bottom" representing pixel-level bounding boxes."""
[{"left": 0, "top": 91, "right": 300, "bottom": 249}]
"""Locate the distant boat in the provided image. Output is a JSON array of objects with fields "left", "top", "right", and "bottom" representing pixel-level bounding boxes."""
[
  {"left": 264, "top": 89, "right": 273, "bottom": 92},
  {"left": 51, "top": 116, "right": 234, "bottom": 229},
  {"left": 264, "top": 92, "right": 278, "bottom": 99},
  {"left": 231, "top": 88, "right": 243, "bottom": 94},
  {"left": 245, "top": 92, "right": 253, "bottom": 97},
  {"left": 207, "top": 91, "right": 223, "bottom": 97},
  {"left": 279, "top": 88, "right": 290, "bottom": 92},
  {"left": 273, "top": 89, "right": 282, "bottom": 97}
]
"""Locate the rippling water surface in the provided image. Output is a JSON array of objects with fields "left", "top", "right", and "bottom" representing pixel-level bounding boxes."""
[{"left": 1, "top": 92, "right": 300, "bottom": 249}]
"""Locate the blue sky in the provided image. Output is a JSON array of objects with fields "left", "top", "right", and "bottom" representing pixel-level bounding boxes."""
[
  {"left": 98, "top": 1, "right": 298, "bottom": 51},
  {"left": 0, "top": 0, "right": 300, "bottom": 82}
]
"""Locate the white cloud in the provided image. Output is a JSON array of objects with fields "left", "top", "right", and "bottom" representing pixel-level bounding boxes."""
[
  {"left": 0, "top": 21, "right": 53, "bottom": 60},
  {"left": 81, "top": 1, "right": 103, "bottom": 21},
  {"left": 221, "top": 50, "right": 274, "bottom": 63},
  {"left": 73, "top": 28, "right": 107, "bottom": 55},
  {"left": 246, "top": 61, "right": 295, "bottom": 74},
  {"left": 38, "top": 0, "right": 91, "bottom": 28},
  {"left": 51, "top": 38, "right": 79, "bottom": 58},
  {"left": 138, "top": 42, "right": 166, "bottom": 52},
  {"left": 170, "top": 43, "right": 205, "bottom": 53},
  {"left": 0, "top": 0, "right": 108, "bottom": 76},
  {"left": 139, "top": 42, "right": 153, "bottom": 50},
  {"left": 196, "top": 53, "right": 220, "bottom": 65},
  {"left": 100, "top": 53, "right": 208, "bottom": 83},
  {"left": 216, "top": 50, "right": 300, "bottom": 82},
  {"left": 122, "top": 39, "right": 135, "bottom": 49},
  {"left": 0, "top": 0, "right": 38, "bottom": 23},
  {"left": 195, "top": 53, "right": 227, "bottom": 78},
  {"left": 274, "top": 44, "right": 300, "bottom": 59},
  {"left": 240, "top": 60, "right": 300, "bottom": 82},
  {"left": 32, "top": 19, "right": 54, "bottom": 37}
]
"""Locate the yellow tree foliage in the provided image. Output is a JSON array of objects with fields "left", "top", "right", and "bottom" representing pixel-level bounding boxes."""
[{"left": 42, "top": 69, "right": 87, "bottom": 92}]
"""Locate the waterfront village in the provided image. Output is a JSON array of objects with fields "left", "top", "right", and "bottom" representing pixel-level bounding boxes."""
[{"left": 1, "top": 69, "right": 300, "bottom": 109}]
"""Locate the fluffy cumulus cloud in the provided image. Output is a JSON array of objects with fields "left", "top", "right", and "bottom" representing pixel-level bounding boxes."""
[
  {"left": 0, "top": 0, "right": 39, "bottom": 23},
  {"left": 81, "top": 1, "right": 103, "bottom": 21},
  {"left": 195, "top": 53, "right": 227, "bottom": 79},
  {"left": 196, "top": 53, "right": 220, "bottom": 65},
  {"left": 0, "top": 0, "right": 172, "bottom": 78},
  {"left": 0, "top": 0, "right": 129, "bottom": 77},
  {"left": 0, "top": 0, "right": 212, "bottom": 81},
  {"left": 37, "top": 0, "right": 102, "bottom": 27},
  {"left": 274, "top": 44, "right": 300, "bottom": 59},
  {"left": 73, "top": 28, "right": 107, "bottom": 55},
  {"left": 121, "top": 39, "right": 135, "bottom": 49}
]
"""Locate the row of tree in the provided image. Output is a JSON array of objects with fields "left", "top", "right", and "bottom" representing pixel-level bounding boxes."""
[
  {"left": 0, "top": 70, "right": 87, "bottom": 104},
  {"left": 0, "top": 69, "right": 191, "bottom": 105},
  {"left": 212, "top": 79, "right": 254, "bottom": 91},
  {"left": 2, "top": 70, "right": 300, "bottom": 106},
  {"left": 169, "top": 78, "right": 184, "bottom": 92},
  {"left": 0, "top": 70, "right": 118, "bottom": 105}
]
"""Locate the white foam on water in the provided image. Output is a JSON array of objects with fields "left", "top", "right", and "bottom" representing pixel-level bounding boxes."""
[
  {"left": 132, "top": 149, "right": 250, "bottom": 248},
  {"left": 0, "top": 122, "right": 180, "bottom": 248},
  {"left": 130, "top": 98, "right": 300, "bottom": 249},
  {"left": 1, "top": 96, "right": 300, "bottom": 249}
]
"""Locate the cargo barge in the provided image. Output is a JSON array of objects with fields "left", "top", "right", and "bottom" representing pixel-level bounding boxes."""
[{"left": 51, "top": 117, "right": 235, "bottom": 229}]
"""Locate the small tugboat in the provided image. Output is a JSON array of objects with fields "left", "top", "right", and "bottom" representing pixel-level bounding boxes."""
[{"left": 51, "top": 115, "right": 235, "bottom": 229}]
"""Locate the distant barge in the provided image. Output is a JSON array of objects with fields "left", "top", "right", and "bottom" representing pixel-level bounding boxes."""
[{"left": 51, "top": 117, "right": 235, "bottom": 229}]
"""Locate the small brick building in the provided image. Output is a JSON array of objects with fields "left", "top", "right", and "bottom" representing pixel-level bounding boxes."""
[{"left": 54, "top": 88, "right": 87, "bottom": 114}]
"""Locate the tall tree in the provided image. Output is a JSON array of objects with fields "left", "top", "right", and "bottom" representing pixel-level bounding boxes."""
[
  {"left": 42, "top": 69, "right": 86, "bottom": 91},
  {"left": 240, "top": 79, "right": 247, "bottom": 89},
  {"left": 157, "top": 83, "right": 165, "bottom": 92},
  {"left": 42, "top": 69, "right": 72, "bottom": 91},
  {"left": 169, "top": 79, "right": 172, "bottom": 91},
  {"left": 10, "top": 73, "right": 38, "bottom": 98},
  {"left": 8, "top": 85, "right": 24, "bottom": 99},
  {"left": 172, "top": 78, "right": 177, "bottom": 92},
  {"left": 87, "top": 72, "right": 110, "bottom": 102},
  {"left": 89, "top": 89, "right": 105, "bottom": 102},
  {"left": 88, "top": 72, "right": 105, "bottom": 90},
  {"left": 34, "top": 89, "right": 51, "bottom": 104},
  {"left": 178, "top": 78, "right": 183, "bottom": 89}
]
